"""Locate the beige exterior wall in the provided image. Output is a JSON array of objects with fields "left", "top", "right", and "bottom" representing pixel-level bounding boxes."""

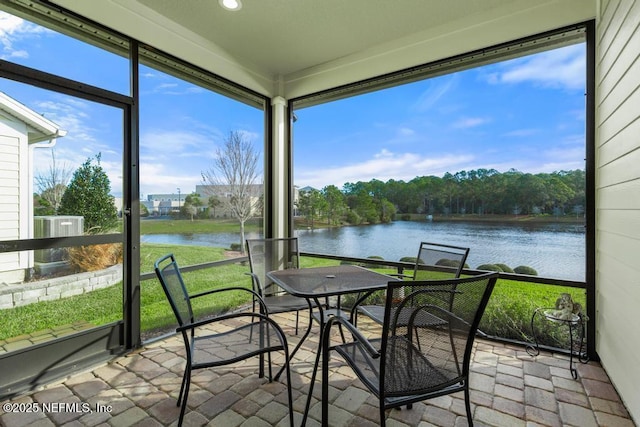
[{"left": 595, "top": 0, "right": 640, "bottom": 421}]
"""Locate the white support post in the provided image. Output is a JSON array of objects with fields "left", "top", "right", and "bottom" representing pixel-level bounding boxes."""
[{"left": 270, "top": 96, "right": 290, "bottom": 238}]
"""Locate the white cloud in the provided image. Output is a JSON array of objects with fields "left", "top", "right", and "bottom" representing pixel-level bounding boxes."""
[
  {"left": 452, "top": 117, "right": 489, "bottom": 129},
  {"left": 0, "top": 11, "right": 51, "bottom": 59},
  {"left": 544, "top": 144, "right": 585, "bottom": 163},
  {"left": 145, "top": 82, "right": 206, "bottom": 96},
  {"left": 34, "top": 98, "right": 97, "bottom": 143},
  {"left": 139, "top": 162, "right": 202, "bottom": 195},
  {"left": 397, "top": 127, "right": 415, "bottom": 137},
  {"left": 8, "top": 49, "right": 28, "bottom": 59},
  {"left": 488, "top": 44, "right": 585, "bottom": 90},
  {"left": 412, "top": 76, "right": 456, "bottom": 112},
  {"left": 140, "top": 129, "right": 212, "bottom": 155},
  {"left": 138, "top": 128, "right": 263, "bottom": 194},
  {"left": 296, "top": 149, "right": 474, "bottom": 189},
  {"left": 502, "top": 128, "right": 539, "bottom": 137}
]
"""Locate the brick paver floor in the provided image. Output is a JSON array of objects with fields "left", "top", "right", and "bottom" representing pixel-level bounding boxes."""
[{"left": 0, "top": 311, "right": 636, "bottom": 426}]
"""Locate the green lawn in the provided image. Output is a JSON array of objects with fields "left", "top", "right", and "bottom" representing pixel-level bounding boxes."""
[
  {"left": 140, "top": 218, "right": 261, "bottom": 234},
  {"left": 344, "top": 267, "right": 587, "bottom": 347},
  {"left": 0, "top": 243, "right": 339, "bottom": 341},
  {"left": 0, "top": 244, "right": 584, "bottom": 350},
  {"left": 480, "top": 278, "right": 586, "bottom": 345}
]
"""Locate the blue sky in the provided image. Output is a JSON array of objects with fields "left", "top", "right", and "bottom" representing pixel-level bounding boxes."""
[
  {"left": 294, "top": 44, "right": 586, "bottom": 189},
  {"left": 1, "top": 11, "right": 585, "bottom": 198}
]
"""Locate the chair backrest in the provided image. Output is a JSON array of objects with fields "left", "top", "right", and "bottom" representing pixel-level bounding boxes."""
[
  {"left": 412, "top": 242, "right": 470, "bottom": 280},
  {"left": 154, "top": 253, "right": 194, "bottom": 327},
  {"left": 379, "top": 272, "right": 498, "bottom": 397},
  {"left": 246, "top": 237, "right": 299, "bottom": 297}
]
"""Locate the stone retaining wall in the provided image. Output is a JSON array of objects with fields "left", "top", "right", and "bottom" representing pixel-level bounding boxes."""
[{"left": 0, "top": 264, "right": 123, "bottom": 309}]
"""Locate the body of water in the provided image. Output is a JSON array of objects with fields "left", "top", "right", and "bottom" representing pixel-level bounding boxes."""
[{"left": 141, "top": 220, "right": 585, "bottom": 281}]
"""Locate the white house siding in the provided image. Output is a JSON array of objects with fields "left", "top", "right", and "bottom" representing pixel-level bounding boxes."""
[
  {"left": 0, "top": 131, "right": 23, "bottom": 283},
  {"left": 595, "top": 0, "right": 640, "bottom": 422}
]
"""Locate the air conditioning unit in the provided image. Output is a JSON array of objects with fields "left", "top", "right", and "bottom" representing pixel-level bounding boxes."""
[{"left": 34, "top": 216, "right": 84, "bottom": 263}]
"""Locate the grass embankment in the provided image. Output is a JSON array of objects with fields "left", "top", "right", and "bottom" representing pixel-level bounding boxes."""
[
  {"left": 1, "top": 216, "right": 584, "bottom": 347},
  {"left": 418, "top": 213, "right": 584, "bottom": 224},
  {"left": 342, "top": 266, "right": 585, "bottom": 346},
  {"left": 0, "top": 243, "right": 338, "bottom": 341},
  {"left": 0, "top": 245, "right": 231, "bottom": 340},
  {"left": 140, "top": 218, "right": 262, "bottom": 234},
  {"left": 295, "top": 213, "right": 584, "bottom": 230},
  {"left": 1, "top": 249, "right": 584, "bottom": 347},
  {"left": 481, "top": 278, "right": 585, "bottom": 345}
]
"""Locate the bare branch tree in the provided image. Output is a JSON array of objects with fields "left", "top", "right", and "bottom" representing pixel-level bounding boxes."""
[
  {"left": 201, "top": 131, "right": 261, "bottom": 253},
  {"left": 35, "top": 150, "right": 73, "bottom": 213}
]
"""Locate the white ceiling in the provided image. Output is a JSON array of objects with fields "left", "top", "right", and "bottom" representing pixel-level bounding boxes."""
[
  {"left": 137, "top": 0, "right": 510, "bottom": 77},
  {"left": 52, "top": 0, "right": 594, "bottom": 99}
]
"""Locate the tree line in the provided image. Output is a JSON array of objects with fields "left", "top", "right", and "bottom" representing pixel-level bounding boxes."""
[{"left": 296, "top": 168, "right": 585, "bottom": 227}]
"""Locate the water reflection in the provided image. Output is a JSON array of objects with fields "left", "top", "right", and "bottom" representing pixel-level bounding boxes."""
[{"left": 141, "top": 220, "right": 585, "bottom": 281}]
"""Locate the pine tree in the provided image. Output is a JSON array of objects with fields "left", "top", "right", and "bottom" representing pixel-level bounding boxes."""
[{"left": 59, "top": 154, "right": 118, "bottom": 233}]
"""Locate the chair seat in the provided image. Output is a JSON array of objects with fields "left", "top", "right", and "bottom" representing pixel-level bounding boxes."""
[
  {"left": 192, "top": 320, "right": 286, "bottom": 369},
  {"left": 264, "top": 293, "right": 313, "bottom": 313},
  {"left": 154, "top": 253, "right": 294, "bottom": 427},
  {"left": 356, "top": 305, "right": 384, "bottom": 323},
  {"left": 319, "top": 273, "right": 498, "bottom": 426},
  {"left": 311, "top": 307, "right": 350, "bottom": 324},
  {"left": 356, "top": 242, "right": 470, "bottom": 331},
  {"left": 335, "top": 335, "right": 462, "bottom": 402},
  {"left": 357, "top": 305, "right": 448, "bottom": 327}
]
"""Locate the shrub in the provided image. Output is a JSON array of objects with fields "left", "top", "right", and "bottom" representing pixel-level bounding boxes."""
[
  {"left": 364, "top": 255, "right": 384, "bottom": 269},
  {"left": 400, "top": 214, "right": 411, "bottom": 221},
  {"left": 58, "top": 154, "right": 118, "bottom": 233},
  {"left": 399, "top": 256, "right": 417, "bottom": 263},
  {"left": 495, "top": 263, "right": 514, "bottom": 273},
  {"left": 477, "top": 264, "right": 503, "bottom": 272},
  {"left": 345, "top": 210, "right": 361, "bottom": 224},
  {"left": 230, "top": 243, "right": 243, "bottom": 252},
  {"left": 436, "top": 258, "right": 462, "bottom": 268},
  {"left": 514, "top": 265, "right": 538, "bottom": 276},
  {"left": 66, "top": 243, "right": 123, "bottom": 272}
]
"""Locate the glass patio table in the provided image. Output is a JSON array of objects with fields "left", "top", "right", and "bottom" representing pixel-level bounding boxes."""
[{"left": 267, "top": 264, "right": 399, "bottom": 426}]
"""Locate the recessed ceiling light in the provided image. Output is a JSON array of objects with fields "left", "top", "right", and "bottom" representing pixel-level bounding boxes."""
[{"left": 219, "top": 0, "right": 242, "bottom": 11}]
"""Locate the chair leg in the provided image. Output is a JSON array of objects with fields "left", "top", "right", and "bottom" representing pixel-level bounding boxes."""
[
  {"left": 267, "top": 352, "right": 274, "bottom": 381},
  {"left": 379, "top": 405, "right": 386, "bottom": 427},
  {"left": 177, "top": 369, "right": 188, "bottom": 406},
  {"left": 464, "top": 385, "right": 474, "bottom": 426},
  {"left": 283, "top": 352, "right": 294, "bottom": 427},
  {"left": 338, "top": 323, "right": 347, "bottom": 343},
  {"left": 295, "top": 311, "right": 300, "bottom": 335},
  {"left": 178, "top": 369, "right": 191, "bottom": 426},
  {"left": 258, "top": 320, "right": 267, "bottom": 378},
  {"left": 258, "top": 353, "right": 265, "bottom": 378}
]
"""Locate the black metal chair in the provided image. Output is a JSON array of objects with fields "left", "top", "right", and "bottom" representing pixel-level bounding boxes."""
[
  {"left": 320, "top": 272, "right": 498, "bottom": 427},
  {"left": 356, "top": 241, "right": 470, "bottom": 325},
  {"left": 246, "top": 237, "right": 315, "bottom": 335},
  {"left": 154, "top": 253, "right": 294, "bottom": 427}
]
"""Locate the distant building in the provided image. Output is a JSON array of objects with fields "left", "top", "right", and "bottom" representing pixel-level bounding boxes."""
[
  {"left": 298, "top": 186, "right": 318, "bottom": 193},
  {"left": 142, "top": 193, "right": 184, "bottom": 216},
  {"left": 142, "top": 184, "right": 300, "bottom": 218},
  {"left": 195, "top": 184, "right": 262, "bottom": 218}
]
